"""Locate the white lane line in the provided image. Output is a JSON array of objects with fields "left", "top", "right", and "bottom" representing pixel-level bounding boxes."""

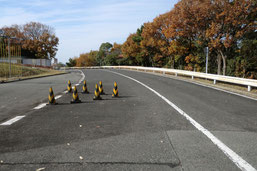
[
  {"left": 108, "top": 70, "right": 256, "bottom": 171},
  {"left": 63, "top": 90, "right": 68, "bottom": 94},
  {"left": 0, "top": 116, "right": 26, "bottom": 126},
  {"left": 55, "top": 95, "right": 62, "bottom": 99},
  {"left": 132, "top": 69, "right": 257, "bottom": 102},
  {"left": 34, "top": 103, "right": 47, "bottom": 110},
  {"left": 79, "top": 70, "right": 85, "bottom": 84},
  {"left": 75, "top": 84, "right": 79, "bottom": 86}
]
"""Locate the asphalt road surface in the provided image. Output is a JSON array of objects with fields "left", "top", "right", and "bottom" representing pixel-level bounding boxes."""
[{"left": 0, "top": 69, "right": 256, "bottom": 171}]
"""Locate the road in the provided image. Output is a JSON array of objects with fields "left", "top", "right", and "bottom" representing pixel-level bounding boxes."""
[{"left": 0, "top": 69, "right": 256, "bottom": 171}]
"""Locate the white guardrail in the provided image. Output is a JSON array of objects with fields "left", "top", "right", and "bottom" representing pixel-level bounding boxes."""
[{"left": 62, "top": 66, "right": 257, "bottom": 92}]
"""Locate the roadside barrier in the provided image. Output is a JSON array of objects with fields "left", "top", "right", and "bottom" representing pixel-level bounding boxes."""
[
  {"left": 71, "top": 86, "right": 81, "bottom": 103},
  {"left": 67, "top": 80, "right": 72, "bottom": 93},
  {"left": 112, "top": 82, "right": 119, "bottom": 97},
  {"left": 99, "top": 81, "right": 105, "bottom": 95},
  {"left": 78, "top": 66, "right": 257, "bottom": 92},
  {"left": 48, "top": 87, "right": 56, "bottom": 105},
  {"left": 82, "top": 80, "right": 89, "bottom": 94},
  {"left": 93, "top": 84, "right": 102, "bottom": 100}
]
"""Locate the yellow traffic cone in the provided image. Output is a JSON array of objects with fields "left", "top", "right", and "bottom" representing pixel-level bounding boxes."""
[
  {"left": 112, "top": 82, "right": 119, "bottom": 97},
  {"left": 67, "top": 80, "right": 72, "bottom": 93},
  {"left": 48, "top": 87, "right": 57, "bottom": 105},
  {"left": 71, "top": 86, "right": 81, "bottom": 103},
  {"left": 82, "top": 80, "right": 89, "bottom": 94},
  {"left": 93, "top": 84, "right": 102, "bottom": 100},
  {"left": 98, "top": 81, "right": 105, "bottom": 95}
]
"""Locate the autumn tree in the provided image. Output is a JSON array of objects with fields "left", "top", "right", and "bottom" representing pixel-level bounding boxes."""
[
  {"left": 0, "top": 22, "right": 59, "bottom": 59},
  {"left": 141, "top": 13, "right": 171, "bottom": 67},
  {"left": 75, "top": 51, "right": 98, "bottom": 67},
  {"left": 122, "top": 33, "right": 143, "bottom": 65},
  {"left": 206, "top": 0, "right": 257, "bottom": 75}
]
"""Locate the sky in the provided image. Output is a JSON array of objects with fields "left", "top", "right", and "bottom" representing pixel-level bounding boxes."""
[{"left": 0, "top": 0, "right": 178, "bottom": 63}]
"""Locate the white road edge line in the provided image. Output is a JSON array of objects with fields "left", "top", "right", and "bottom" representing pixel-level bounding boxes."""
[
  {"left": 128, "top": 69, "right": 257, "bottom": 102},
  {"left": 34, "top": 103, "right": 47, "bottom": 110},
  {"left": 0, "top": 116, "right": 26, "bottom": 126},
  {"left": 108, "top": 70, "right": 256, "bottom": 171}
]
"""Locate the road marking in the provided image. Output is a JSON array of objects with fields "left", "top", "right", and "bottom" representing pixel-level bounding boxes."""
[
  {"left": 108, "top": 70, "right": 256, "bottom": 171},
  {"left": 55, "top": 95, "right": 62, "bottom": 99},
  {"left": 34, "top": 103, "right": 47, "bottom": 110},
  {"left": 79, "top": 70, "right": 85, "bottom": 84},
  {"left": 0, "top": 116, "right": 25, "bottom": 126},
  {"left": 131, "top": 69, "right": 257, "bottom": 102},
  {"left": 32, "top": 71, "right": 85, "bottom": 111}
]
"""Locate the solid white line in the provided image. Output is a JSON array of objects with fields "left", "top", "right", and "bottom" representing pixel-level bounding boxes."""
[
  {"left": 0, "top": 116, "right": 26, "bottom": 126},
  {"left": 108, "top": 70, "right": 256, "bottom": 171},
  {"left": 129, "top": 69, "right": 257, "bottom": 102},
  {"left": 78, "top": 70, "right": 85, "bottom": 84},
  {"left": 34, "top": 103, "right": 47, "bottom": 110},
  {"left": 55, "top": 95, "right": 62, "bottom": 99}
]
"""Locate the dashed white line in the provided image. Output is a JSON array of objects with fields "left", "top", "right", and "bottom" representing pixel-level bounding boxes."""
[
  {"left": 108, "top": 70, "right": 256, "bottom": 171},
  {"left": 1, "top": 70, "right": 86, "bottom": 126},
  {"left": 55, "top": 95, "right": 62, "bottom": 99},
  {"left": 34, "top": 103, "right": 47, "bottom": 110},
  {"left": 0, "top": 116, "right": 26, "bottom": 126}
]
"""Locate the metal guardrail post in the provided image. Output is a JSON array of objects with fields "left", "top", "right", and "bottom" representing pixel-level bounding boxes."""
[{"left": 248, "top": 86, "right": 252, "bottom": 92}]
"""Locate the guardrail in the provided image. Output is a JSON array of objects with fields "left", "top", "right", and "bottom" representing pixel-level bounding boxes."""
[{"left": 61, "top": 66, "right": 257, "bottom": 92}]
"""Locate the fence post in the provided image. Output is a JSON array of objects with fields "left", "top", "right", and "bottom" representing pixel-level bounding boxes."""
[{"left": 8, "top": 38, "right": 11, "bottom": 78}]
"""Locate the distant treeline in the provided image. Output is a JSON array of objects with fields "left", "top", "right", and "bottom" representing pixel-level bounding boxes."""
[{"left": 67, "top": 0, "right": 257, "bottom": 78}]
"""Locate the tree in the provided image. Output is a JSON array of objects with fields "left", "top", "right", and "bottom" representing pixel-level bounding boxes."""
[
  {"left": 141, "top": 14, "right": 171, "bottom": 67},
  {"left": 66, "top": 58, "right": 77, "bottom": 67},
  {"left": 122, "top": 33, "right": 142, "bottom": 65},
  {"left": 206, "top": 0, "right": 257, "bottom": 75},
  {"left": 1, "top": 22, "right": 59, "bottom": 59},
  {"left": 97, "top": 42, "right": 113, "bottom": 65},
  {"left": 75, "top": 51, "right": 98, "bottom": 67}
]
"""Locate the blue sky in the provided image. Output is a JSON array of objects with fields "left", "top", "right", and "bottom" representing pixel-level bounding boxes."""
[{"left": 0, "top": 0, "right": 178, "bottom": 63}]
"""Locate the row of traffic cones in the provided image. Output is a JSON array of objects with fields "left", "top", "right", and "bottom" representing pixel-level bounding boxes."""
[{"left": 48, "top": 81, "right": 119, "bottom": 105}]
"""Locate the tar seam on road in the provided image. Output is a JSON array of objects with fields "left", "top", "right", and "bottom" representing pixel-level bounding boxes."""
[
  {"left": 0, "top": 116, "right": 25, "bottom": 126},
  {"left": 130, "top": 69, "right": 257, "bottom": 102},
  {"left": 107, "top": 70, "right": 256, "bottom": 171}
]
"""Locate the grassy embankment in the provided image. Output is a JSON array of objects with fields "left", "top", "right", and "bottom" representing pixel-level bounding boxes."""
[{"left": 0, "top": 63, "right": 64, "bottom": 81}]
